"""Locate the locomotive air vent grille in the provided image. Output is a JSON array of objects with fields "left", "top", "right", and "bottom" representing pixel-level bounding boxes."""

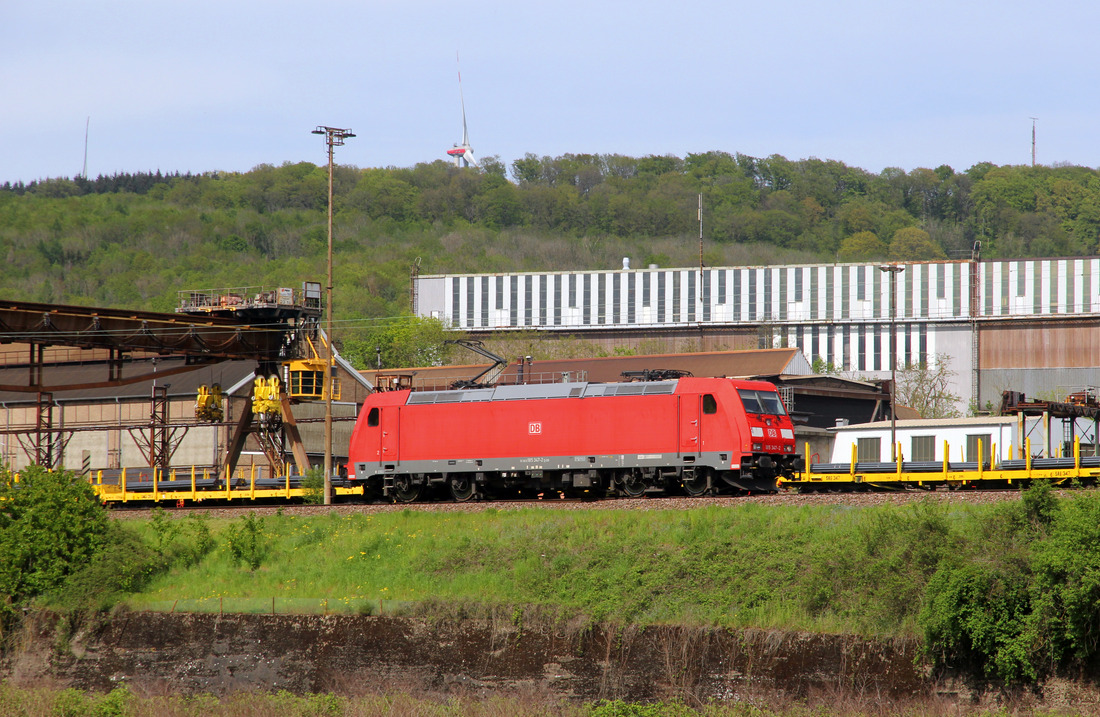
[
  {"left": 408, "top": 390, "right": 478, "bottom": 404},
  {"left": 585, "top": 382, "right": 676, "bottom": 398},
  {"left": 493, "top": 383, "right": 585, "bottom": 401}
]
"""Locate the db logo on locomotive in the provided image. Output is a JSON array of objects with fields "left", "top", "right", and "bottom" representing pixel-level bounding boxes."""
[{"left": 528, "top": 422, "right": 542, "bottom": 435}]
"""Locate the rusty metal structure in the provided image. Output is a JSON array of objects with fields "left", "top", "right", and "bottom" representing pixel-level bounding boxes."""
[
  {"left": 0, "top": 285, "right": 333, "bottom": 475},
  {"left": 1001, "top": 389, "right": 1100, "bottom": 458}
]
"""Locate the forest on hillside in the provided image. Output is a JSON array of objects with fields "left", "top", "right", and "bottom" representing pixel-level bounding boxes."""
[{"left": 2, "top": 152, "right": 1099, "bottom": 356}]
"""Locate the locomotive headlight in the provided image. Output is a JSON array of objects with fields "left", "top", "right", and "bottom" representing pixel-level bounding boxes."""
[
  {"left": 750, "top": 426, "right": 764, "bottom": 438},
  {"left": 752, "top": 443, "right": 762, "bottom": 451},
  {"left": 780, "top": 428, "right": 794, "bottom": 440},
  {"left": 784, "top": 445, "right": 793, "bottom": 452}
]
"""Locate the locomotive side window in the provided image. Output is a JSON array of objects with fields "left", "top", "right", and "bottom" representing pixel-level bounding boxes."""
[
  {"left": 703, "top": 394, "right": 718, "bottom": 414},
  {"left": 367, "top": 407, "right": 380, "bottom": 427}
]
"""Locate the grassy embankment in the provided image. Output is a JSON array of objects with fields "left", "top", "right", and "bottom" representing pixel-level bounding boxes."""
[
  {"left": 116, "top": 500, "right": 964, "bottom": 637},
  {"left": 22, "top": 486, "right": 1100, "bottom": 700}
]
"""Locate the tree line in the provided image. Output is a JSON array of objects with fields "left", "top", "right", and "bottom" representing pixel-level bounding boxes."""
[{"left": 1, "top": 153, "right": 1098, "bottom": 342}]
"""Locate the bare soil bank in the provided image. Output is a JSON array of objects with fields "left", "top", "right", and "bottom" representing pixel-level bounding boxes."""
[
  {"left": 4, "top": 610, "right": 927, "bottom": 702},
  {"left": 7, "top": 611, "right": 1100, "bottom": 712}
]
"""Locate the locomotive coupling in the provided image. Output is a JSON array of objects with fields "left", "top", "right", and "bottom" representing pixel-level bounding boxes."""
[{"left": 753, "top": 455, "right": 776, "bottom": 478}]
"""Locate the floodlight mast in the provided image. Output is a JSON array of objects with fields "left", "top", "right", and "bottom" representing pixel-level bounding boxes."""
[
  {"left": 311, "top": 125, "right": 355, "bottom": 505},
  {"left": 879, "top": 263, "right": 904, "bottom": 462}
]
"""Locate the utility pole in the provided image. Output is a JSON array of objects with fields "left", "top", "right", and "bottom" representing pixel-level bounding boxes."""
[
  {"left": 698, "top": 193, "right": 703, "bottom": 275},
  {"left": 698, "top": 193, "right": 705, "bottom": 345},
  {"left": 879, "top": 264, "right": 904, "bottom": 462},
  {"left": 311, "top": 125, "right": 355, "bottom": 505}
]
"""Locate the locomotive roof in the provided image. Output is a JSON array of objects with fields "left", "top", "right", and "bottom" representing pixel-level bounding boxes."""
[
  {"left": 402, "top": 376, "right": 778, "bottom": 406},
  {"left": 405, "top": 380, "right": 679, "bottom": 405}
]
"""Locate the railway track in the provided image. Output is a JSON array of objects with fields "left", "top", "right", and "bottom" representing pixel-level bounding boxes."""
[{"left": 106, "top": 487, "right": 1043, "bottom": 520}]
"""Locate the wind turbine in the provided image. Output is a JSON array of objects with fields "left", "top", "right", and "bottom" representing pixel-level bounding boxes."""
[{"left": 446, "top": 54, "right": 478, "bottom": 168}]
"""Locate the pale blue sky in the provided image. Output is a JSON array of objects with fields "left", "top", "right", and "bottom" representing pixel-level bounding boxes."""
[{"left": 3, "top": 0, "right": 1097, "bottom": 184}]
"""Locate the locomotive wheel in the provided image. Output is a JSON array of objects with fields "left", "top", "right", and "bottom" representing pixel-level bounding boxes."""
[
  {"left": 448, "top": 475, "right": 477, "bottom": 502},
  {"left": 681, "top": 468, "right": 709, "bottom": 496},
  {"left": 620, "top": 470, "right": 647, "bottom": 498},
  {"left": 391, "top": 475, "right": 421, "bottom": 503}
]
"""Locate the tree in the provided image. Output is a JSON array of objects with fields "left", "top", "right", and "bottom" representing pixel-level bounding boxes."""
[
  {"left": 0, "top": 466, "right": 109, "bottom": 620},
  {"left": 345, "top": 170, "right": 420, "bottom": 221},
  {"left": 510, "top": 153, "right": 542, "bottom": 184},
  {"left": 889, "top": 226, "right": 946, "bottom": 261},
  {"left": 479, "top": 155, "right": 507, "bottom": 179},
  {"left": 811, "top": 357, "right": 842, "bottom": 374},
  {"left": 340, "top": 316, "right": 462, "bottom": 370},
  {"left": 837, "top": 231, "right": 886, "bottom": 261},
  {"left": 894, "top": 353, "right": 962, "bottom": 418}
]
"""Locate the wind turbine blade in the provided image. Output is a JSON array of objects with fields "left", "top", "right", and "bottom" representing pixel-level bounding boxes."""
[
  {"left": 447, "top": 50, "right": 476, "bottom": 168},
  {"left": 457, "top": 51, "right": 470, "bottom": 145},
  {"left": 461, "top": 99, "right": 469, "bottom": 145}
]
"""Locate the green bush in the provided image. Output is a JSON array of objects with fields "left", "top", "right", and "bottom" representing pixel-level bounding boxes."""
[
  {"left": 50, "top": 522, "right": 162, "bottom": 612},
  {"left": 0, "top": 466, "right": 110, "bottom": 622},
  {"left": 92, "top": 685, "right": 133, "bottom": 717},
  {"left": 587, "top": 700, "right": 697, "bottom": 717},
  {"left": 225, "top": 512, "right": 268, "bottom": 571},
  {"left": 920, "top": 560, "right": 1036, "bottom": 683},
  {"left": 918, "top": 485, "right": 1100, "bottom": 685},
  {"left": 49, "top": 510, "right": 217, "bottom": 613},
  {"left": 301, "top": 467, "right": 326, "bottom": 505}
]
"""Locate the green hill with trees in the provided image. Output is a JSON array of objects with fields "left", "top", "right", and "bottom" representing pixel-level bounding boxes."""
[{"left": 2, "top": 153, "right": 1099, "bottom": 368}]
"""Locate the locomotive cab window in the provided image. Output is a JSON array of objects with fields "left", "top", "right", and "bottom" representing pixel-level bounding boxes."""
[
  {"left": 703, "top": 394, "right": 718, "bottom": 414},
  {"left": 737, "top": 389, "right": 787, "bottom": 416},
  {"left": 367, "top": 407, "right": 380, "bottom": 427}
]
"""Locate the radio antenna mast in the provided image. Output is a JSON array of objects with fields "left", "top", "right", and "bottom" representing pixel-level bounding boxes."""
[
  {"left": 1030, "top": 117, "right": 1038, "bottom": 167},
  {"left": 82, "top": 116, "right": 90, "bottom": 179}
]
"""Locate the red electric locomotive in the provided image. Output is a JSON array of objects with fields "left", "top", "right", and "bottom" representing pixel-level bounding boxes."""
[{"left": 348, "top": 376, "right": 802, "bottom": 502}]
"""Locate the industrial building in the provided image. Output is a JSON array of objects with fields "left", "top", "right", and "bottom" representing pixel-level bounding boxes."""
[{"left": 413, "top": 256, "right": 1100, "bottom": 413}]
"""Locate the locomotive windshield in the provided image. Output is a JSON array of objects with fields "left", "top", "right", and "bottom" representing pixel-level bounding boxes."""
[{"left": 737, "top": 389, "right": 788, "bottom": 416}]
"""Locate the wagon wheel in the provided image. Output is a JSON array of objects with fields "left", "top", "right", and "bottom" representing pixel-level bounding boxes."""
[
  {"left": 391, "top": 475, "right": 421, "bottom": 503},
  {"left": 448, "top": 474, "right": 477, "bottom": 502},
  {"left": 620, "top": 470, "right": 647, "bottom": 498},
  {"left": 681, "top": 468, "right": 710, "bottom": 497}
]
